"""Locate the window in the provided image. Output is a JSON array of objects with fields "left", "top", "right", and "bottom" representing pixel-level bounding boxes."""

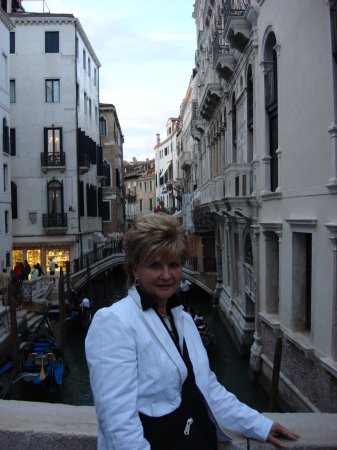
[
  {"left": 89, "top": 99, "right": 92, "bottom": 118},
  {"left": 144, "top": 182, "right": 147, "bottom": 192},
  {"left": 5, "top": 211, "right": 9, "bottom": 234},
  {"left": 6, "top": 252, "right": 10, "bottom": 267},
  {"left": 76, "top": 37, "right": 79, "bottom": 59},
  {"left": 94, "top": 68, "right": 97, "bottom": 86},
  {"left": 10, "top": 80, "right": 15, "bottom": 103},
  {"left": 149, "top": 198, "right": 153, "bottom": 212},
  {"left": 1, "top": 53, "right": 7, "bottom": 90},
  {"left": 102, "top": 201, "right": 110, "bottom": 221},
  {"left": 10, "top": 128, "right": 16, "bottom": 156},
  {"left": 83, "top": 49, "right": 86, "bottom": 69},
  {"left": 11, "top": 182, "right": 17, "bottom": 219},
  {"left": 99, "top": 116, "right": 107, "bottom": 135},
  {"left": 47, "top": 180, "right": 63, "bottom": 215},
  {"left": 139, "top": 182, "right": 142, "bottom": 189},
  {"left": 45, "top": 31, "right": 59, "bottom": 53},
  {"left": 3, "top": 164, "right": 8, "bottom": 191},
  {"left": 10, "top": 32, "right": 15, "bottom": 54},
  {"left": 44, "top": 127, "right": 63, "bottom": 165},
  {"left": 84, "top": 92, "right": 87, "bottom": 115},
  {"left": 45, "top": 79, "right": 60, "bottom": 103},
  {"left": 139, "top": 199, "right": 143, "bottom": 212},
  {"left": 150, "top": 180, "right": 152, "bottom": 191},
  {"left": 165, "top": 147, "right": 168, "bottom": 156},
  {"left": 76, "top": 83, "right": 79, "bottom": 106},
  {"left": 2, "top": 118, "right": 9, "bottom": 154},
  {"left": 88, "top": 58, "right": 91, "bottom": 76},
  {"left": 95, "top": 107, "right": 98, "bottom": 123}
]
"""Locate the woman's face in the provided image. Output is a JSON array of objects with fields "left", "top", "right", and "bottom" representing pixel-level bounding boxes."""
[{"left": 132, "top": 256, "right": 183, "bottom": 304}]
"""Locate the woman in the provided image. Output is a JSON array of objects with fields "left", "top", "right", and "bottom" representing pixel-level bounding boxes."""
[{"left": 85, "top": 214, "right": 298, "bottom": 450}]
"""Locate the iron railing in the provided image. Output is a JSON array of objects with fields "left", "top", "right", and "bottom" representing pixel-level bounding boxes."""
[
  {"left": 212, "top": 31, "right": 230, "bottom": 70},
  {"left": 41, "top": 152, "right": 65, "bottom": 167},
  {"left": 42, "top": 213, "right": 67, "bottom": 228},
  {"left": 223, "top": 0, "right": 250, "bottom": 26}
]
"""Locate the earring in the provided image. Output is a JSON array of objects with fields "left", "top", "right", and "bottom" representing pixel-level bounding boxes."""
[{"left": 135, "top": 277, "right": 140, "bottom": 286}]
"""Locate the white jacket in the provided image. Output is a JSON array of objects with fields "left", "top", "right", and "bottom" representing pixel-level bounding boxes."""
[{"left": 85, "top": 287, "right": 273, "bottom": 450}]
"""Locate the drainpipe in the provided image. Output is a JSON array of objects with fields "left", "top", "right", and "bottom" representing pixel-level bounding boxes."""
[{"left": 75, "top": 23, "right": 83, "bottom": 261}]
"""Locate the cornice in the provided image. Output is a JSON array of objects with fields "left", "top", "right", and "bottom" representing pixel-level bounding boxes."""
[{"left": 0, "top": 7, "right": 15, "bottom": 30}]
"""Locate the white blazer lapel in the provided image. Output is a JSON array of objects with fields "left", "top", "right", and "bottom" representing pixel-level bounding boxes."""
[
  {"left": 143, "top": 308, "right": 187, "bottom": 383},
  {"left": 129, "top": 287, "right": 188, "bottom": 384}
]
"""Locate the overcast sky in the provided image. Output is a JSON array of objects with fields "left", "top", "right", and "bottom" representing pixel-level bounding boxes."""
[{"left": 21, "top": 0, "right": 197, "bottom": 161}]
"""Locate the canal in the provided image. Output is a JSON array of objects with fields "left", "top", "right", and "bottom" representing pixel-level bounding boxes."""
[{"left": 10, "top": 269, "right": 270, "bottom": 413}]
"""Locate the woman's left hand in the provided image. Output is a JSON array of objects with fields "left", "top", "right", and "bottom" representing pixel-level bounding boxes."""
[{"left": 267, "top": 422, "right": 299, "bottom": 448}]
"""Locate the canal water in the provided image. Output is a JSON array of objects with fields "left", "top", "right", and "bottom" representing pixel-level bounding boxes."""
[{"left": 10, "top": 269, "right": 270, "bottom": 413}]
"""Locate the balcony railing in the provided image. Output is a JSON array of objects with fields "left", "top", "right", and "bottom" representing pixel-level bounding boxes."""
[
  {"left": 212, "top": 31, "right": 230, "bottom": 70},
  {"left": 265, "top": 63, "right": 278, "bottom": 108},
  {"left": 41, "top": 152, "right": 65, "bottom": 168},
  {"left": 243, "top": 263, "right": 256, "bottom": 302},
  {"left": 42, "top": 213, "right": 67, "bottom": 228},
  {"left": 223, "top": 0, "right": 250, "bottom": 25}
]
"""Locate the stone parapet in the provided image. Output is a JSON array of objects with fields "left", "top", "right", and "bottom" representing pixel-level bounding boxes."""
[{"left": 0, "top": 401, "right": 336, "bottom": 449}]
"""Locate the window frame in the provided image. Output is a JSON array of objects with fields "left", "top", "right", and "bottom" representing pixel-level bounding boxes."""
[
  {"left": 83, "top": 49, "right": 86, "bottom": 70},
  {"left": 45, "top": 31, "right": 59, "bottom": 54},
  {"left": 10, "top": 128, "right": 16, "bottom": 156},
  {"left": 45, "top": 79, "right": 60, "bottom": 103},
  {"left": 10, "top": 80, "right": 15, "bottom": 103},
  {"left": 5, "top": 211, "right": 9, "bottom": 234},
  {"left": 10, "top": 32, "right": 15, "bottom": 54},
  {"left": 3, "top": 164, "right": 8, "bottom": 192}
]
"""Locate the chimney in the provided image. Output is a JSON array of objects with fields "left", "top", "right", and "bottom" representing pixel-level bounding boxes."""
[{"left": 156, "top": 133, "right": 160, "bottom": 145}]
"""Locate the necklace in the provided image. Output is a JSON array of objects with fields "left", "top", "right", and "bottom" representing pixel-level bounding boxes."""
[{"left": 160, "top": 314, "right": 173, "bottom": 332}]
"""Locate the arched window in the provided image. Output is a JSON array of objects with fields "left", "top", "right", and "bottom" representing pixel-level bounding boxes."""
[
  {"left": 11, "top": 182, "right": 18, "bottom": 219},
  {"left": 264, "top": 31, "right": 278, "bottom": 192},
  {"left": 247, "top": 65, "right": 254, "bottom": 163},
  {"left": 47, "top": 180, "right": 63, "bottom": 215},
  {"left": 232, "top": 92, "right": 237, "bottom": 162}
]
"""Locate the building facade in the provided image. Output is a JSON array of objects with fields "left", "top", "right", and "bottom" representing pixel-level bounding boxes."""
[
  {"left": 0, "top": 5, "right": 14, "bottom": 271},
  {"left": 187, "top": 0, "right": 337, "bottom": 412},
  {"left": 9, "top": 11, "right": 103, "bottom": 274},
  {"left": 99, "top": 103, "right": 125, "bottom": 235},
  {"left": 154, "top": 118, "right": 181, "bottom": 213}
]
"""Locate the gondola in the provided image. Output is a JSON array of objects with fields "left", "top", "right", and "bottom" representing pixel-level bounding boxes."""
[
  {"left": 197, "top": 323, "right": 216, "bottom": 352},
  {"left": 65, "top": 304, "right": 92, "bottom": 328},
  {"left": 19, "top": 314, "right": 67, "bottom": 394}
]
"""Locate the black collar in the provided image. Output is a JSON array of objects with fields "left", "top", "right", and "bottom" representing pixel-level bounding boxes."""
[{"left": 137, "top": 286, "right": 183, "bottom": 312}]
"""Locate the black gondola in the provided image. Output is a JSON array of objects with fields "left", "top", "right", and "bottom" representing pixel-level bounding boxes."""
[{"left": 19, "top": 314, "right": 67, "bottom": 394}]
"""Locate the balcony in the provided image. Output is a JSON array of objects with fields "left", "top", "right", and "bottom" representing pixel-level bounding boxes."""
[
  {"left": 42, "top": 213, "right": 67, "bottom": 230},
  {"left": 180, "top": 151, "right": 193, "bottom": 170},
  {"left": 243, "top": 262, "right": 256, "bottom": 302},
  {"left": 224, "top": 163, "right": 253, "bottom": 198},
  {"left": 126, "top": 214, "right": 137, "bottom": 222},
  {"left": 97, "top": 163, "right": 107, "bottom": 182},
  {"left": 223, "top": 0, "right": 253, "bottom": 53},
  {"left": 213, "top": 31, "right": 236, "bottom": 82},
  {"left": 191, "top": 100, "right": 205, "bottom": 141},
  {"left": 198, "top": 63, "right": 222, "bottom": 122},
  {"left": 41, "top": 152, "right": 66, "bottom": 173},
  {"left": 79, "top": 153, "right": 90, "bottom": 174}
]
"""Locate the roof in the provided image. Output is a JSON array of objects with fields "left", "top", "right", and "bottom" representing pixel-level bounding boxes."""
[
  {"left": 9, "top": 12, "right": 101, "bottom": 68},
  {"left": 0, "top": 7, "right": 15, "bottom": 30}
]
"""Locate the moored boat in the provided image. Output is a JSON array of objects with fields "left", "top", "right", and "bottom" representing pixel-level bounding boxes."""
[
  {"left": 198, "top": 323, "right": 216, "bottom": 352},
  {"left": 19, "top": 314, "right": 67, "bottom": 394}
]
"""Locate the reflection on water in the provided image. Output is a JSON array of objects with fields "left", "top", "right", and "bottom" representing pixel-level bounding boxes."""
[{"left": 9, "top": 269, "right": 270, "bottom": 413}]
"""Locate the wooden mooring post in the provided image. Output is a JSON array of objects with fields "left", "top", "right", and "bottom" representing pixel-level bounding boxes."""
[
  {"left": 58, "top": 268, "right": 65, "bottom": 354},
  {"left": 66, "top": 261, "right": 71, "bottom": 302},
  {"left": 8, "top": 283, "right": 19, "bottom": 390},
  {"left": 86, "top": 255, "right": 92, "bottom": 301},
  {"left": 269, "top": 336, "right": 283, "bottom": 412}
]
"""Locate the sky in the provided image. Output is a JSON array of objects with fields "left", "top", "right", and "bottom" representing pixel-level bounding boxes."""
[{"left": 21, "top": 0, "right": 197, "bottom": 162}]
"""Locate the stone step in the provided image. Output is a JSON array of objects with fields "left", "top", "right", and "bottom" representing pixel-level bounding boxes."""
[{"left": 27, "top": 313, "right": 43, "bottom": 333}]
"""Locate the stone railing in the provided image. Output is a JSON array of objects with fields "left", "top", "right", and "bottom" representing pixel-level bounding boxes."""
[{"left": 0, "top": 401, "right": 336, "bottom": 449}]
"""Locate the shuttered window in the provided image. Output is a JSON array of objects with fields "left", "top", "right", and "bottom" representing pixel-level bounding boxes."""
[{"left": 45, "top": 31, "right": 59, "bottom": 53}]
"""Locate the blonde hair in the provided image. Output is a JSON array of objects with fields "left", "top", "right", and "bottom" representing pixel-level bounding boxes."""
[{"left": 124, "top": 213, "right": 189, "bottom": 289}]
